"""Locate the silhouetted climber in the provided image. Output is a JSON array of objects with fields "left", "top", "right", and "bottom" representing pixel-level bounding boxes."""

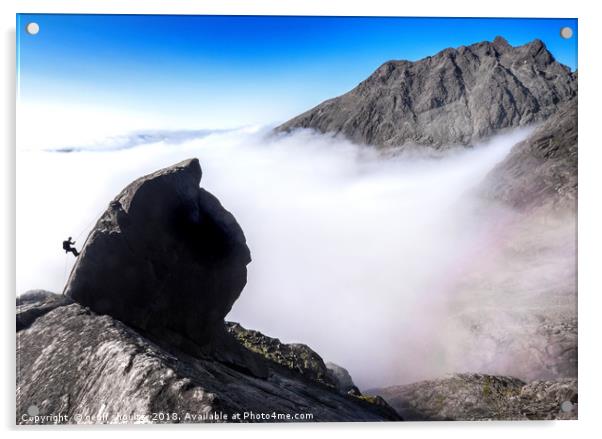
[{"left": 62, "top": 237, "right": 80, "bottom": 257}]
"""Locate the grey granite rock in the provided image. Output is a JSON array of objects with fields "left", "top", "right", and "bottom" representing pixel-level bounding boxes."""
[
  {"left": 277, "top": 37, "right": 576, "bottom": 149},
  {"left": 16, "top": 292, "right": 401, "bottom": 424},
  {"left": 16, "top": 290, "right": 72, "bottom": 331},
  {"left": 373, "top": 373, "right": 577, "bottom": 421},
  {"left": 480, "top": 98, "right": 577, "bottom": 211},
  {"left": 326, "top": 362, "right": 359, "bottom": 394},
  {"left": 63, "top": 159, "right": 251, "bottom": 349}
]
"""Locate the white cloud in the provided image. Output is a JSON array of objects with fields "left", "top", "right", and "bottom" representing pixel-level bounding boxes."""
[{"left": 17, "top": 125, "right": 574, "bottom": 388}]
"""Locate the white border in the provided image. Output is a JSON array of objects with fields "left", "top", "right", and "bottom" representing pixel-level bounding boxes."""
[
  {"left": 3, "top": 0, "right": 587, "bottom": 17},
  {"left": 3, "top": 1, "right": 601, "bottom": 438}
]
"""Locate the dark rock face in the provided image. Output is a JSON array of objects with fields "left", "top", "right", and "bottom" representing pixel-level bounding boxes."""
[
  {"left": 277, "top": 37, "right": 576, "bottom": 148},
  {"left": 63, "top": 158, "right": 251, "bottom": 348},
  {"left": 481, "top": 98, "right": 577, "bottom": 210},
  {"left": 373, "top": 373, "right": 577, "bottom": 421},
  {"left": 17, "top": 292, "right": 400, "bottom": 424}
]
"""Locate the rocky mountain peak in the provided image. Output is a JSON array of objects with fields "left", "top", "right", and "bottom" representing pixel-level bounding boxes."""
[
  {"left": 492, "top": 35, "right": 511, "bottom": 51},
  {"left": 276, "top": 37, "right": 575, "bottom": 148}
]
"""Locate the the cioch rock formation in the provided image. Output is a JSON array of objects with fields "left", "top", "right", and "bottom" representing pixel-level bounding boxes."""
[
  {"left": 63, "top": 158, "right": 251, "bottom": 348},
  {"left": 277, "top": 37, "right": 577, "bottom": 148}
]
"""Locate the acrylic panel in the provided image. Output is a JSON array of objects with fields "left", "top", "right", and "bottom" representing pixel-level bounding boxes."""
[{"left": 16, "top": 15, "right": 578, "bottom": 424}]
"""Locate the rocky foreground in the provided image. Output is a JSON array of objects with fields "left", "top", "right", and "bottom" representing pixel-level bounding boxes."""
[{"left": 17, "top": 291, "right": 399, "bottom": 424}]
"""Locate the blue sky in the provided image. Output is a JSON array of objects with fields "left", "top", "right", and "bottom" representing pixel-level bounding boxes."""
[{"left": 17, "top": 15, "right": 578, "bottom": 132}]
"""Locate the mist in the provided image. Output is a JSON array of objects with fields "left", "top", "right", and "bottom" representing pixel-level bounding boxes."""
[{"left": 17, "top": 126, "right": 575, "bottom": 388}]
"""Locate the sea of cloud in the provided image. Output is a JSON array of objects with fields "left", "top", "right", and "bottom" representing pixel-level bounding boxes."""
[{"left": 19, "top": 125, "right": 572, "bottom": 388}]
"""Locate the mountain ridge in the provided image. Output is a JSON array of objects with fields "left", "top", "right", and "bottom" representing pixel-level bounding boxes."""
[{"left": 277, "top": 36, "right": 576, "bottom": 148}]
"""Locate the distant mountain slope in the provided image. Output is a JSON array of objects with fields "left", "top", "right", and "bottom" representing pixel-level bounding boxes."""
[
  {"left": 277, "top": 37, "right": 576, "bottom": 148},
  {"left": 480, "top": 97, "right": 577, "bottom": 210},
  {"left": 372, "top": 374, "right": 577, "bottom": 421}
]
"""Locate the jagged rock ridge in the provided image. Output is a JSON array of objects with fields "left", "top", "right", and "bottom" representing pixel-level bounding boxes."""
[{"left": 277, "top": 37, "right": 576, "bottom": 148}]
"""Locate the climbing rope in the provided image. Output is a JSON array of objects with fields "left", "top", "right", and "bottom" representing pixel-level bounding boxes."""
[
  {"left": 74, "top": 208, "right": 103, "bottom": 242},
  {"left": 63, "top": 252, "right": 68, "bottom": 281}
]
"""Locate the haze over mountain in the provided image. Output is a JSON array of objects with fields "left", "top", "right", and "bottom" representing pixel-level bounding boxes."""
[
  {"left": 282, "top": 37, "right": 578, "bottom": 420},
  {"left": 482, "top": 97, "right": 577, "bottom": 211},
  {"left": 277, "top": 37, "right": 576, "bottom": 149}
]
